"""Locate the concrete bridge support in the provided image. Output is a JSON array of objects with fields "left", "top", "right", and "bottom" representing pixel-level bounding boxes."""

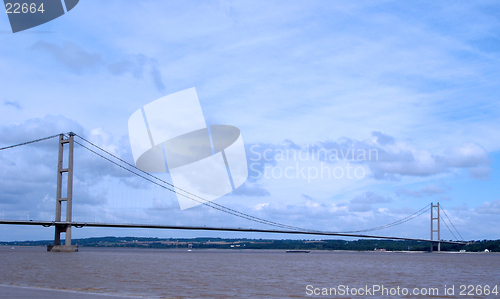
[
  {"left": 47, "top": 133, "right": 78, "bottom": 252},
  {"left": 430, "top": 202, "right": 440, "bottom": 252}
]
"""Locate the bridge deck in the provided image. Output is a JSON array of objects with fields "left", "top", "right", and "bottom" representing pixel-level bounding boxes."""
[{"left": 0, "top": 220, "right": 466, "bottom": 245}]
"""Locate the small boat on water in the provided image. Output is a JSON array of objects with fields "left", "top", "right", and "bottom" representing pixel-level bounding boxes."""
[{"left": 286, "top": 250, "right": 310, "bottom": 253}]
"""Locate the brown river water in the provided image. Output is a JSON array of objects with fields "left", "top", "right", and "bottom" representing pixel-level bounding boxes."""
[{"left": 0, "top": 246, "right": 499, "bottom": 298}]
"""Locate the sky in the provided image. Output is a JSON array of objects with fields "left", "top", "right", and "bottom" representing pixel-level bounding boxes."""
[{"left": 1, "top": 0, "right": 500, "bottom": 242}]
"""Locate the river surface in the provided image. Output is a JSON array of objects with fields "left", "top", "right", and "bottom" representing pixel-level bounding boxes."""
[{"left": 0, "top": 246, "right": 499, "bottom": 298}]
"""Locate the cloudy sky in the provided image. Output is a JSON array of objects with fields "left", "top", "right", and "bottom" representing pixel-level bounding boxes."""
[{"left": 1, "top": 1, "right": 499, "bottom": 242}]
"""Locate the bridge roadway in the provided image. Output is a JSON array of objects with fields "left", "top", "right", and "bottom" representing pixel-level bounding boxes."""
[{"left": 0, "top": 220, "right": 466, "bottom": 245}]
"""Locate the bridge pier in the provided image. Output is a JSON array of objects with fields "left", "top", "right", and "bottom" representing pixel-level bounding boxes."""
[
  {"left": 430, "top": 202, "right": 440, "bottom": 252},
  {"left": 47, "top": 133, "right": 78, "bottom": 252}
]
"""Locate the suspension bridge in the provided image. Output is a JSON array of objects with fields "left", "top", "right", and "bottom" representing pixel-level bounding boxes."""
[{"left": 0, "top": 133, "right": 466, "bottom": 252}]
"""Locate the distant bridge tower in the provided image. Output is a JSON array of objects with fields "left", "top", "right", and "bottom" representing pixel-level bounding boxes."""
[
  {"left": 430, "top": 202, "right": 440, "bottom": 252},
  {"left": 47, "top": 133, "right": 78, "bottom": 252}
]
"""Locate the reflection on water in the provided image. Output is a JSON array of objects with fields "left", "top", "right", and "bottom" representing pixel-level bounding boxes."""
[{"left": 0, "top": 246, "right": 499, "bottom": 298}]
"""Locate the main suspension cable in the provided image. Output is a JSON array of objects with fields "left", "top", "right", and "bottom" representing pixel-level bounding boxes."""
[
  {"left": 337, "top": 204, "right": 431, "bottom": 234},
  {"left": 0, "top": 134, "right": 60, "bottom": 151},
  {"left": 73, "top": 135, "right": 313, "bottom": 232},
  {"left": 439, "top": 204, "right": 464, "bottom": 241},
  {"left": 71, "top": 133, "right": 435, "bottom": 237},
  {"left": 440, "top": 214, "right": 458, "bottom": 240}
]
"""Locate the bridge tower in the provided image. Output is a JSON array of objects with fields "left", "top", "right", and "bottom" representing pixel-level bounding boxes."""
[
  {"left": 430, "top": 202, "right": 440, "bottom": 252},
  {"left": 47, "top": 133, "right": 78, "bottom": 252}
]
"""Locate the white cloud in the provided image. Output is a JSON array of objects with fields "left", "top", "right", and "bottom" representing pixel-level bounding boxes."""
[
  {"left": 0, "top": 115, "right": 83, "bottom": 145},
  {"left": 3, "top": 100, "right": 22, "bottom": 110},
  {"left": 475, "top": 199, "right": 500, "bottom": 215},
  {"left": 31, "top": 41, "right": 165, "bottom": 92},
  {"left": 232, "top": 182, "right": 270, "bottom": 197},
  {"left": 369, "top": 139, "right": 491, "bottom": 180},
  {"left": 348, "top": 191, "right": 392, "bottom": 212},
  {"left": 246, "top": 132, "right": 492, "bottom": 182},
  {"left": 396, "top": 184, "right": 445, "bottom": 198}
]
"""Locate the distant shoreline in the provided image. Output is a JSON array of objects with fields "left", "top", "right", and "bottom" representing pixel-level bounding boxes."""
[{"left": 2, "top": 237, "right": 498, "bottom": 252}]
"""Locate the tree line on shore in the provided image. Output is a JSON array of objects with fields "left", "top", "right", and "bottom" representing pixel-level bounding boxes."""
[{"left": 1, "top": 237, "right": 499, "bottom": 252}]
